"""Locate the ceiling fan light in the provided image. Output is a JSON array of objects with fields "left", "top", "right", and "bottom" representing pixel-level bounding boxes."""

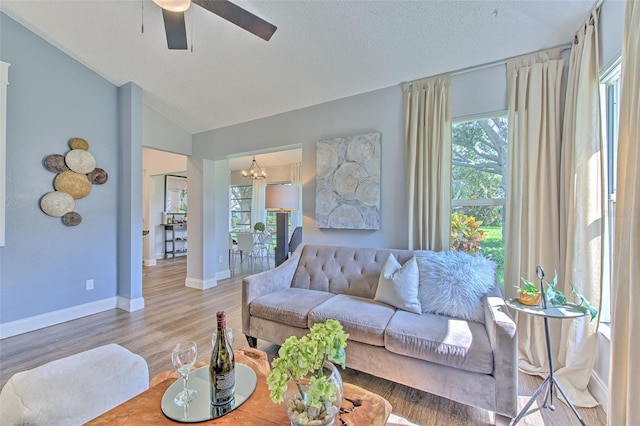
[{"left": 152, "top": 0, "right": 191, "bottom": 12}]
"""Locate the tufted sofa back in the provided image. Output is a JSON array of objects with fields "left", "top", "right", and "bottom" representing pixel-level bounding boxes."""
[{"left": 290, "top": 244, "right": 415, "bottom": 299}]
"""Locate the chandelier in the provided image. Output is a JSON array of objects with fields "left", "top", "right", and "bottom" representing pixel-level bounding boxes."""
[{"left": 242, "top": 155, "right": 266, "bottom": 180}]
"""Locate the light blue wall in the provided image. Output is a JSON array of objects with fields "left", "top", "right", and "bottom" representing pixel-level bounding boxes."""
[
  {"left": 0, "top": 12, "right": 119, "bottom": 323},
  {"left": 143, "top": 105, "right": 192, "bottom": 155}
]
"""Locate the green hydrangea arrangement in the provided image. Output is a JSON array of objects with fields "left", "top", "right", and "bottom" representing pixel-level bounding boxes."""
[{"left": 266, "top": 319, "right": 348, "bottom": 408}]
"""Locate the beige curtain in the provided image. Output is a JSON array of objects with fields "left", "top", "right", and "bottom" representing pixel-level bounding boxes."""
[
  {"left": 556, "top": 8, "right": 603, "bottom": 408},
  {"left": 608, "top": 0, "right": 640, "bottom": 423},
  {"left": 504, "top": 49, "right": 564, "bottom": 375},
  {"left": 403, "top": 75, "right": 452, "bottom": 250}
]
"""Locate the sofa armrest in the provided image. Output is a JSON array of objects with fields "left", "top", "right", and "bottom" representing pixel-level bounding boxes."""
[
  {"left": 241, "top": 246, "right": 303, "bottom": 334},
  {"left": 483, "top": 295, "right": 518, "bottom": 418}
]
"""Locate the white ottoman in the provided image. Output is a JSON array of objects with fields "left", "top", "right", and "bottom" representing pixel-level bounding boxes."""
[{"left": 0, "top": 344, "right": 149, "bottom": 425}]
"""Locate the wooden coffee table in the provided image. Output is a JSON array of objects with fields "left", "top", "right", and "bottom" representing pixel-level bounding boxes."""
[{"left": 87, "top": 348, "right": 391, "bottom": 425}]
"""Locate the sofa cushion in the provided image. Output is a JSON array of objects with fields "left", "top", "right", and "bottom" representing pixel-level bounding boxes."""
[
  {"left": 384, "top": 310, "right": 494, "bottom": 374},
  {"left": 250, "top": 288, "right": 336, "bottom": 328},
  {"left": 414, "top": 250, "right": 496, "bottom": 322},
  {"left": 375, "top": 254, "right": 421, "bottom": 314},
  {"left": 309, "top": 294, "right": 396, "bottom": 346}
]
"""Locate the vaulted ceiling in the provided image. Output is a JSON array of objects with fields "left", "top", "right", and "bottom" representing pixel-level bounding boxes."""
[{"left": 1, "top": 0, "right": 595, "bottom": 134}]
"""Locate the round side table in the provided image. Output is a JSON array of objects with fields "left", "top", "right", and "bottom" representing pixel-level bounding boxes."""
[{"left": 505, "top": 297, "right": 589, "bottom": 425}]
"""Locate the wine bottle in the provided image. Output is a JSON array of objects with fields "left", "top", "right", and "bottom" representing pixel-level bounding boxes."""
[{"left": 210, "top": 311, "right": 235, "bottom": 407}]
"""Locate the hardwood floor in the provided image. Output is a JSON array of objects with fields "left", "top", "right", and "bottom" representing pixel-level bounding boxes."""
[{"left": 0, "top": 257, "right": 607, "bottom": 425}]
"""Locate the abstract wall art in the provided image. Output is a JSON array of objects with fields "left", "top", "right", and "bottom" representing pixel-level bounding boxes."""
[
  {"left": 40, "top": 137, "right": 109, "bottom": 226},
  {"left": 315, "top": 131, "right": 381, "bottom": 230}
]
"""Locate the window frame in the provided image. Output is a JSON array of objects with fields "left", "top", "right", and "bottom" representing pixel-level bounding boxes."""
[
  {"left": 598, "top": 59, "right": 621, "bottom": 325},
  {"left": 230, "top": 184, "right": 253, "bottom": 230}
]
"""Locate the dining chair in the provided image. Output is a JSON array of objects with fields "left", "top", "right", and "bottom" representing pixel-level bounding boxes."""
[
  {"left": 236, "top": 232, "right": 261, "bottom": 269},
  {"left": 252, "top": 232, "right": 271, "bottom": 268},
  {"left": 259, "top": 232, "right": 273, "bottom": 268}
]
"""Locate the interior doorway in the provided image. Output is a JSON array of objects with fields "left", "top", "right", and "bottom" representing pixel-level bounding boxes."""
[{"left": 142, "top": 147, "right": 188, "bottom": 266}]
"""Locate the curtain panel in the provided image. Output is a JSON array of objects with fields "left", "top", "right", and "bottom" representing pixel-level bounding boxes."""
[
  {"left": 251, "top": 178, "right": 267, "bottom": 229},
  {"left": 403, "top": 75, "right": 452, "bottom": 251},
  {"left": 504, "top": 48, "right": 565, "bottom": 378},
  {"left": 556, "top": 8, "right": 603, "bottom": 407},
  {"left": 608, "top": 0, "right": 640, "bottom": 423}
]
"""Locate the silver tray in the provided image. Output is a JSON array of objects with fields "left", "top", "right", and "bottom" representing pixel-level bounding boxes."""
[{"left": 161, "top": 363, "right": 257, "bottom": 423}]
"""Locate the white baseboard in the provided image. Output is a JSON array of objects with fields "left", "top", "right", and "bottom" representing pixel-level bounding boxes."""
[
  {"left": 116, "top": 296, "right": 145, "bottom": 312},
  {"left": 589, "top": 371, "right": 608, "bottom": 414},
  {"left": 0, "top": 297, "right": 117, "bottom": 339},
  {"left": 216, "top": 270, "right": 231, "bottom": 280},
  {"left": 185, "top": 277, "right": 217, "bottom": 290},
  {"left": 143, "top": 258, "right": 157, "bottom": 267}
]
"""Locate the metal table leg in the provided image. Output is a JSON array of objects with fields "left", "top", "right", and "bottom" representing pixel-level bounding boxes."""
[{"left": 510, "top": 316, "right": 586, "bottom": 425}]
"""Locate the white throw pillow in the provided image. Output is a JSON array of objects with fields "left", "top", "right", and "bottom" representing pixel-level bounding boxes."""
[
  {"left": 375, "top": 254, "right": 421, "bottom": 314},
  {"left": 414, "top": 250, "right": 496, "bottom": 323}
]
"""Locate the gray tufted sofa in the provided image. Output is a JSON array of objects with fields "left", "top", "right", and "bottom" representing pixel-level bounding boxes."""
[{"left": 242, "top": 244, "right": 517, "bottom": 418}]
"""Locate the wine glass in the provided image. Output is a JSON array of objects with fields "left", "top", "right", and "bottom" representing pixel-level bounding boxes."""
[{"left": 172, "top": 341, "right": 198, "bottom": 406}]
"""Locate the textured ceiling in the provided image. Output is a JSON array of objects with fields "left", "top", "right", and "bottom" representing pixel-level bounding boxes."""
[{"left": 1, "top": 0, "right": 595, "bottom": 134}]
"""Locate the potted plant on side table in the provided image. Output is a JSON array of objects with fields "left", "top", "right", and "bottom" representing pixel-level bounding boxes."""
[
  {"left": 515, "top": 277, "right": 542, "bottom": 306},
  {"left": 266, "top": 319, "right": 349, "bottom": 426}
]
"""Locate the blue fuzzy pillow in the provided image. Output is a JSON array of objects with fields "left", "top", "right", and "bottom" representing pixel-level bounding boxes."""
[{"left": 414, "top": 250, "right": 496, "bottom": 323}]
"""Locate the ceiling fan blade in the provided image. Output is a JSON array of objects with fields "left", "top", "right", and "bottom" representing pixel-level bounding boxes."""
[
  {"left": 162, "top": 9, "right": 188, "bottom": 49},
  {"left": 192, "top": 0, "right": 277, "bottom": 41}
]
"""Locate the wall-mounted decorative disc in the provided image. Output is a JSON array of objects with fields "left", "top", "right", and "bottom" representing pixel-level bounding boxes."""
[
  {"left": 62, "top": 211, "right": 82, "bottom": 226},
  {"left": 43, "top": 154, "right": 69, "bottom": 173},
  {"left": 54, "top": 171, "right": 92, "bottom": 199},
  {"left": 40, "top": 191, "right": 75, "bottom": 217},
  {"left": 87, "top": 168, "right": 108, "bottom": 185},
  {"left": 69, "top": 137, "right": 89, "bottom": 150},
  {"left": 65, "top": 149, "right": 96, "bottom": 174}
]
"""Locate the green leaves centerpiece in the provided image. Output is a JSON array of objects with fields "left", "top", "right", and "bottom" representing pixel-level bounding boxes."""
[{"left": 267, "top": 319, "right": 348, "bottom": 423}]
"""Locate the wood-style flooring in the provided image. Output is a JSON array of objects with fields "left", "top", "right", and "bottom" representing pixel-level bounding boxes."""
[{"left": 0, "top": 257, "right": 607, "bottom": 425}]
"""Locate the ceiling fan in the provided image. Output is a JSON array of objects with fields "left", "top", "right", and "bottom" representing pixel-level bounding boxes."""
[{"left": 152, "top": 0, "right": 277, "bottom": 49}]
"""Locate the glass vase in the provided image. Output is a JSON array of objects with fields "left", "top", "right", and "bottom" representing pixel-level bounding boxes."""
[{"left": 285, "top": 360, "right": 343, "bottom": 426}]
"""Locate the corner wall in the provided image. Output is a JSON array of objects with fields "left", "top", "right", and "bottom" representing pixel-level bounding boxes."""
[{"left": 0, "top": 12, "right": 120, "bottom": 335}]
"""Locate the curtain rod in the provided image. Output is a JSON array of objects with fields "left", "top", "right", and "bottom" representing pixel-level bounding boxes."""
[
  {"left": 405, "top": 42, "right": 573, "bottom": 87},
  {"left": 449, "top": 42, "right": 572, "bottom": 77}
]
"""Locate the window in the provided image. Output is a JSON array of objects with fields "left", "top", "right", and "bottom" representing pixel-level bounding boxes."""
[
  {"left": 451, "top": 115, "right": 508, "bottom": 286},
  {"left": 599, "top": 60, "right": 621, "bottom": 324},
  {"left": 230, "top": 185, "right": 252, "bottom": 231}
]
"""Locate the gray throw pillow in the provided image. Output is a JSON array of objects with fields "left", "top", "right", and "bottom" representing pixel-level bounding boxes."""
[
  {"left": 375, "top": 254, "right": 421, "bottom": 314},
  {"left": 414, "top": 250, "right": 496, "bottom": 322}
]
